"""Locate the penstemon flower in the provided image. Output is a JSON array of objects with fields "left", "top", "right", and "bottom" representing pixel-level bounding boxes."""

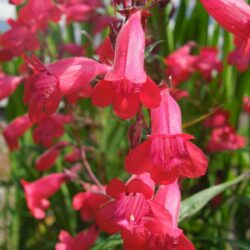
[{"left": 91, "top": 10, "right": 161, "bottom": 119}]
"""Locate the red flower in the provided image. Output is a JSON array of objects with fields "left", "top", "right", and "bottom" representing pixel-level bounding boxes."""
[
  {"left": 194, "top": 47, "right": 223, "bottom": 81},
  {"left": 73, "top": 185, "right": 108, "bottom": 222},
  {"left": 3, "top": 114, "right": 33, "bottom": 151},
  {"left": 21, "top": 173, "right": 68, "bottom": 219},
  {"left": 207, "top": 125, "right": 245, "bottom": 153},
  {"left": 96, "top": 174, "right": 155, "bottom": 235},
  {"left": 60, "top": 43, "right": 85, "bottom": 57},
  {"left": 24, "top": 55, "right": 109, "bottom": 122},
  {"left": 0, "top": 19, "right": 39, "bottom": 61},
  {"left": 200, "top": 0, "right": 250, "bottom": 71},
  {"left": 56, "top": 226, "right": 98, "bottom": 250},
  {"left": 33, "top": 114, "right": 72, "bottom": 147},
  {"left": 123, "top": 182, "right": 195, "bottom": 250},
  {"left": 164, "top": 42, "right": 197, "bottom": 86},
  {"left": 228, "top": 36, "right": 250, "bottom": 71},
  {"left": 19, "top": 0, "right": 61, "bottom": 31},
  {"left": 203, "top": 109, "right": 230, "bottom": 128},
  {"left": 0, "top": 72, "right": 23, "bottom": 100},
  {"left": 35, "top": 142, "right": 69, "bottom": 171},
  {"left": 91, "top": 10, "right": 160, "bottom": 119},
  {"left": 125, "top": 88, "right": 208, "bottom": 184}
]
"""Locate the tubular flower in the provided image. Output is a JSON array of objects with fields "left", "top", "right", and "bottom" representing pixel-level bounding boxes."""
[
  {"left": 35, "top": 141, "right": 69, "bottom": 171},
  {"left": 24, "top": 55, "right": 109, "bottom": 122},
  {"left": 207, "top": 125, "right": 245, "bottom": 153},
  {"left": 56, "top": 226, "right": 99, "bottom": 250},
  {"left": 144, "top": 182, "right": 195, "bottom": 250},
  {"left": 73, "top": 185, "right": 108, "bottom": 222},
  {"left": 164, "top": 42, "right": 197, "bottom": 86},
  {"left": 91, "top": 10, "right": 161, "bottom": 119},
  {"left": 228, "top": 36, "right": 250, "bottom": 71},
  {"left": 200, "top": 0, "right": 250, "bottom": 71},
  {"left": 96, "top": 174, "right": 155, "bottom": 235},
  {"left": 33, "top": 114, "right": 72, "bottom": 147},
  {"left": 0, "top": 19, "right": 39, "bottom": 62},
  {"left": 21, "top": 173, "right": 68, "bottom": 219},
  {"left": 125, "top": 88, "right": 208, "bottom": 184},
  {"left": 0, "top": 72, "right": 23, "bottom": 100},
  {"left": 194, "top": 47, "right": 223, "bottom": 81},
  {"left": 3, "top": 114, "right": 33, "bottom": 151},
  {"left": 19, "top": 0, "right": 61, "bottom": 31}
]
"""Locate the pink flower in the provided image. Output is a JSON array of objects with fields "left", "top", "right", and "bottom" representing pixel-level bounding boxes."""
[
  {"left": 24, "top": 55, "right": 109, "bottom": 122},
  {"left": 19, "top": 0, "right": 61, "bottom": 31},
  {"left": 203, "top": 109, "right": 230, "bottom": 128},
  {"left": 3, "top": 114, "right": 33, "bottom": 151},
  {"left": 243, "top": 96, "right": 250, "bottom": 114},
  {"left": 0, "top": 72, "right": 23, "bottom": 100},
  {"left": 200, "top": 0, "right": 250, "bottom": 71},
  {"left": 96, "top": 174, "right": 155, "bottom": 235},
  {"left": 122, "top": 182, "right": 195, "bottom": 250},
  {"left": 56, "top": 226, "right": 98, "bottom": 250},
  {"left": 91, "top": 10, "right": 160, "bottom": 119},
  {"left": 125, "top": 88, "right": 208, "bottom": 184},
  {"left": 73, "top": 185, "right": 108, "bottom": 222},
  {"left": 35, "top": 142, "right": 69, "bottom": 171},
  {"left": 228, "top": 36, "right": 250, "bottom": 71},
  {"left": 207, "top": 125, "right": 245, "bottom": 153},
  {"left": 64, "top": 147, "right": 81, "bottom": 162},
  {"left": 164, "top": 42, "right": 197, "bottom": 86},
  {"left": 0, "top": 19, "right": 39, "bottom": 61},
  {"left": 144, "top": 182, "right": 195, "bottom": 250},
  {"left": 33, "top": 114, "right": 72, "bottom": 147},
  {"left": 194, "top": 47, "right": 223, "bottom": 81},
  {"left": 21, "top": 173, "right": 68, "bottom": 219}
]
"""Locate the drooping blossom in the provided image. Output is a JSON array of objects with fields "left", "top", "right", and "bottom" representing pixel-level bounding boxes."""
[
  {"left": 207, "top": 125, "right": 245, "bottom": 153},
  {"left": 91, "top": 10, "right": 161, "bottom": 119},
  {"left": 21, "top": 173, "right": 68, "bottom": 219},
  {"left": 203, "top": 109, "right": 230, "bottom": 128},
  {"left": 228, "top": 36, "right": 250, "bottom": 71},
  {"left": 0, "top": 72, "right": 23, "bottom": 100},
  {"left": 200, "top": 0, "right": 250, "bottom": 71},
  {"left": 56, "top": 226, "right": 98, "bottom": 250},
  {"left": 95, "top": 37, "right": 115, "bottom": 65},
  {"left": 0, "top": 19, "right": 39, "bottom": 61},
  {"left": 19, "top": 0, "right": 61, "bottom": 31},
  {"left": 35, "top": 141, "right": 69, "bottom": 171},
  {"left": 24, "top": 55, "right": 109, "bottom": 122},
  {"left": 194, "top": 47, "right": 223, "bottom": 81},
  {"left": 96, "top": 174, "right": 155, "bottom": 236},
  {"left": 164, "top": 42, "right": 197, "bottom": 86},
  {"left": 243, "top": 96, "right": 250, "bottom": 114},
  {"left": 73, "top": 185, "right": 108, "bottom": 222},
  {"left": 33, "top": 114, "right": 72, "bottom": 147},
  {"left": 143, "top": 182, "right": 195, "bottom": 250},
  {"left": 3, "top": 114, "right": 33, "bottom": 151},
  {"left": 125, "top": 88, "right": 208, "bottom": 184}
]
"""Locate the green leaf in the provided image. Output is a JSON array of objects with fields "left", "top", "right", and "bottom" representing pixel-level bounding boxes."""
[
  {"left": 91, "top": 234, "right": 122, "bottom": 250},
  {"left": 179, "top": 171, "right": 250, "bottom": 222}
]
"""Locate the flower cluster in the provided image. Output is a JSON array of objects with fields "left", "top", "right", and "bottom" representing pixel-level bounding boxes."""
[{"left": 1, "top": 0, "right": 249, "bottom": 249}]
